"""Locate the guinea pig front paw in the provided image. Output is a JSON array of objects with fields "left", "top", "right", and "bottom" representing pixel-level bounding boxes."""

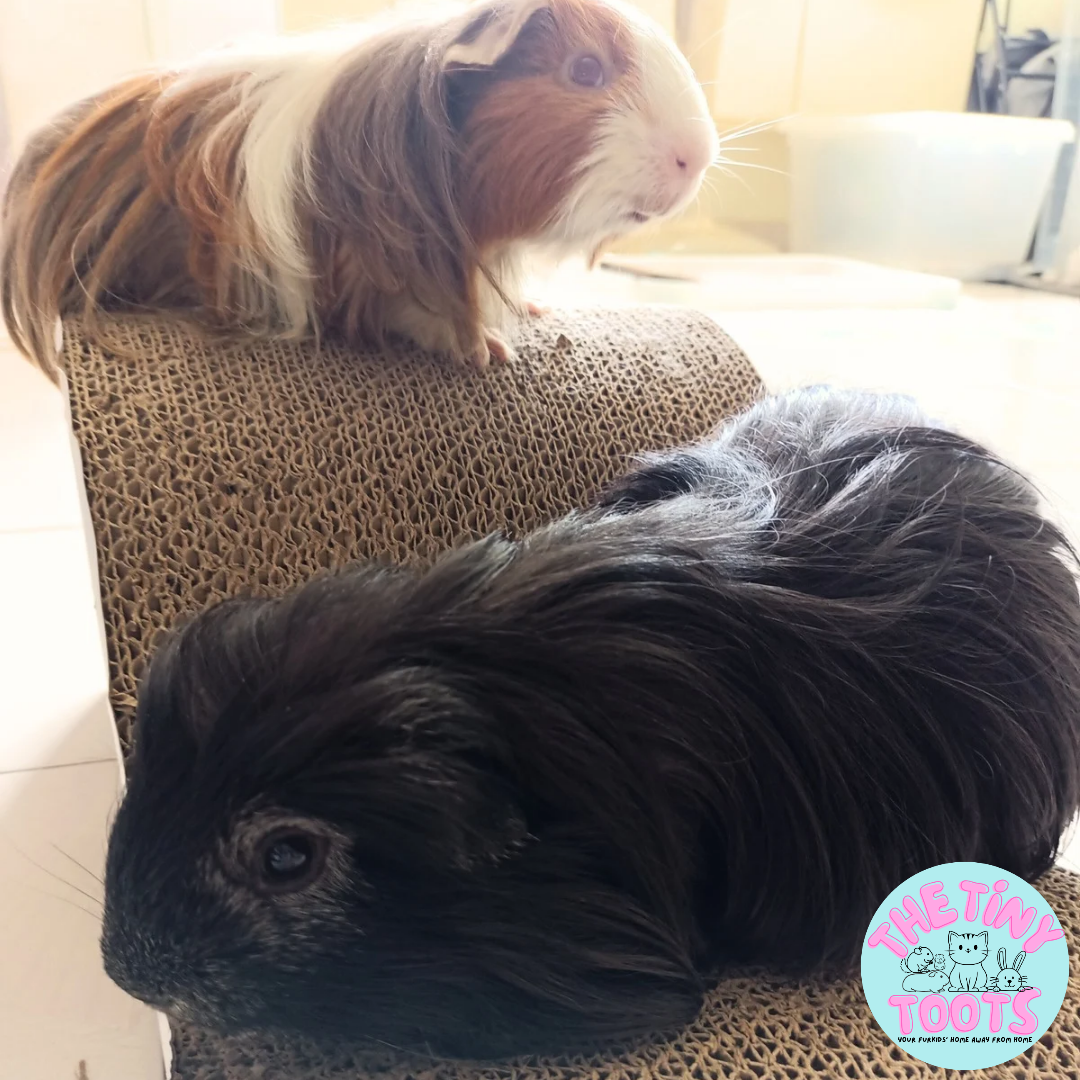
[
  {"left": 524, "top": 300, "right": 550, "bottom": 318},
  {"left": 473, "top": 329, "right": 515, "bottom": 368}
]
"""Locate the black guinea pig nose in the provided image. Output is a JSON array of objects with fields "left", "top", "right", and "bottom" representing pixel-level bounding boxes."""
[
  {"left": 102, "top": 926, "right": 182, "bottom": 1007},
  {"left": 133, "top": 988, "right": 178, "bottom": 1011},
  {"left": 103, "top": 954, "right": 174, "bottom": 1009}
]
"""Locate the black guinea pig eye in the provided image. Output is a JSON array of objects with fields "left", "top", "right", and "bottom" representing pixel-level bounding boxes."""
[
  {"left": 570, "top": 53, "right": 605, "bottom": 88},
  {"left": 255, "top": 830, "right": 327, "bottom": 893}
]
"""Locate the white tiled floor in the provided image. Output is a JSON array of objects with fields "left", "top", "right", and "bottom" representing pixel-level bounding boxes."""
[
  {"left": 1, "top": 266, "right": 1078, "bottom": 1080},
  {"left": 717, "top": 284, "right": 1080, "bottom": 551},
  {"left": 0, "top": 341, "right": 167, "bottom": 1079},
  {"left": 0, "top": 763, "right": 170, "bottom": 1080},
  {"left": 0, "top": 528, "right": 119, "bottom": 770},
  {"left": 0, "top": 346, "right": 85, "bottom": 531}
]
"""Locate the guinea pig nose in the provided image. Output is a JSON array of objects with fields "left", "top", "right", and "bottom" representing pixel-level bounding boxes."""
[{"left": 672, "top": 138, "right": 713, "bottom": 177}]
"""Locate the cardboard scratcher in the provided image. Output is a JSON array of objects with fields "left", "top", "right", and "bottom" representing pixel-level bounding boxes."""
[{"left": 60, "top": 309, "right": 1079, "bottom": 1080}]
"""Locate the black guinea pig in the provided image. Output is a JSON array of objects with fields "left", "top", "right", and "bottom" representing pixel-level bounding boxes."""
[{"left": 101, "top": 387, "right": 1080, "bottom": 1059}]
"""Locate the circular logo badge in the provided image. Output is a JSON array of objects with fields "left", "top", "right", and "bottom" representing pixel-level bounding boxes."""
[{"left": 861, "top": 862, "right": 1069, "bottom": 1070}]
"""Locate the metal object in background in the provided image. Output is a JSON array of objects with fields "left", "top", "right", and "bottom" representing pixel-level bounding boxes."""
[
  {"left": 969, "top": 0, "right": 1058, "bottom": 117},
  {"left": 1032, "top": 1, "right": 1080, "bottom": 289},
  {"left": 969, "top": 0, "right": 1080, "bottom": 294}
]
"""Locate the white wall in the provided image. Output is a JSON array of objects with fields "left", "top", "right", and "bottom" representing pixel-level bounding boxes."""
[
  {"left": 145, "top": 0, "right": 280, "bottom": 67},
  {"left": 0, "top": 0, "right": 280, "bottom": 153},
  {"left": 0, "top": 0, "right": 152, "bottom": 152},
  {"left": 798, "top": 0, "right": 983, "bottom": 115},
  {"left": 708, "top": 0, "right": 984, "bottom": 120}
]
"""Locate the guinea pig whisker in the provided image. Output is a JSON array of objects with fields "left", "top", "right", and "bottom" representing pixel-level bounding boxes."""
[
  {"left": 21, "top": 882, "right": 103, "bottom": 923},
  {"left": 715, "top": 115, "right": 794, "bottom": 145},
  {"left": 367, "top": 1036, "right": 442, "bottom": 1062},
  {"left": 682, "top": 13, "right": 742, "bottom": 61},
  {"left": 693, "top": 182, "right": 715, "bottom": 210},
  {"left": 713, "top": 164, "right": 754, "bottom": 197},
  {"left": 43, "top": 868, "right": 105, "bottom": 910},
  {"left": 717, "top": 158, "right": 789, "bottom": 179},
  {"left": 52, "top": 842, "right": 106, "bottom": 886},
  {"left": 4, "top": 835, "right": 105, "bottom": 911}
]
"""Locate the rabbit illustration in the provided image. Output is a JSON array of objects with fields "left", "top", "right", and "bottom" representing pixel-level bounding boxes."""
[{"left": 990, "top": 948, "right": 1030, "bottom": 992}]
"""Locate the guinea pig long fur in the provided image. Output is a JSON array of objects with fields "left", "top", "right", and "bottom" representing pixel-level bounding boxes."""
[
  {"left": 0, "top": 0, "right": 717, "bottom": 380},
  {"left": 101, "top": 388, "right": 1080, "bottom": 1058}
]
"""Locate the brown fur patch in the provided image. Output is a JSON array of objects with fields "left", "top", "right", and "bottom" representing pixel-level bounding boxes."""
[
  {"left": 0, "top": 75, "right": 189, "bottom": 376},
  {"left": 0, "top": 67, "right": 296, "bottom": 380},
  {"left": 144, "top": 77, "right": 262, "bottom": 313},
  {"left": 460, "top": 0, "right": 641, "bottom": 247},
  {"left": 305, "top": 21, "right": 487, "bottom": 358}
]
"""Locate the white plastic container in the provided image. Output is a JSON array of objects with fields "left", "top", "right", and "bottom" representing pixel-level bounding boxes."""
[{"left": 787, "top": 112, "right": 1075, "bottom": 281}]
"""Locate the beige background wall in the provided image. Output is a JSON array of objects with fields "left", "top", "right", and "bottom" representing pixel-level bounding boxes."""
[
  {"left": 280, "top": 0, "right": 675, "bottom": 33},
  {"left": 282, "top": 0, "right": 395, "bottom": 32},
  {"left": 0, "top": 0, "right": 279, "bottom": 154},
  {"left": 0, "top": 0, "right": 151, "bottom": 152}
]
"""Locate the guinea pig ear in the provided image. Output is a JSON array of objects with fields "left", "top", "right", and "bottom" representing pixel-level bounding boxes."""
[
  {"left": 453, "top": 784, "right": 530, "bottom": 870},
  {"left": 385, "top": 704, "right": 531, "bottom": 873},
  {"left": 443, "top": 0, "right": 550, "bottom": 68},
  {"left": 426, "top": 743, "right": 531, "bottom": 871}
]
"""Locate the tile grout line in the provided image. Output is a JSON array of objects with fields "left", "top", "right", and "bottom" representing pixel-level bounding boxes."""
[
  {"left": 0, "top": 757, "right": 118, "bottom": 778},
  {"left": 0, "top": 522, "right": 95, "bottom": 537}
]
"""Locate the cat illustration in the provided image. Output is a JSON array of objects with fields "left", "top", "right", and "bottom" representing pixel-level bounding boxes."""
[
  {"left": 901, "top": 946, "right": 949, "bottom": 991},
  {"left": 946, "top": 931, "right": 990, "bottom": 991}
]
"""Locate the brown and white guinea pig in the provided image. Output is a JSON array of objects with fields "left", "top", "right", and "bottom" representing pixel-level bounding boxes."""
[
  {"left": 0, "top": 0, "right": 717, "bottom": 380},
  {"left": 100, "top": 389, "right": 1080, "bottom": 1059}
]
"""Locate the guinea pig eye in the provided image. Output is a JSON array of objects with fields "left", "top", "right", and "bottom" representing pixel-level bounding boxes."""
[
  {"left": 255, "top": 830, "right": 327, "bottom": 893},
  {"left": 570, "top": 54, "right": 605, "bottom": 89}
]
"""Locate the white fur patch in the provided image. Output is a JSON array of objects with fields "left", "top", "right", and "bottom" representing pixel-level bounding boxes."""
[
  {"left": 163, "top": 22, "right": 398, "bottom": 337},
  {"left": 548, "top": 0, "right": 718, "bottom": 252}
]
